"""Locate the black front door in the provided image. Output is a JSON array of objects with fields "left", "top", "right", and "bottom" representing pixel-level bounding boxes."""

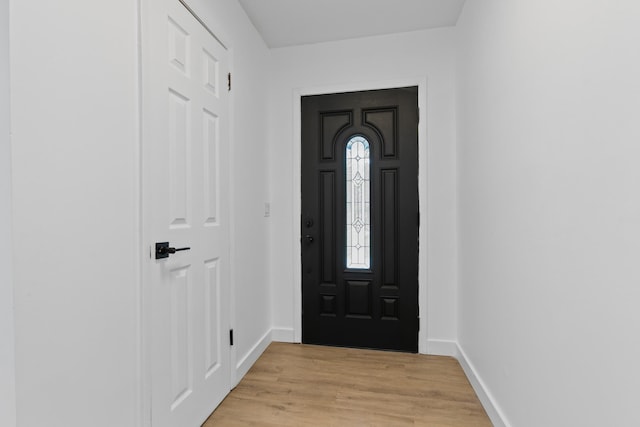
[{"left": 301, "top": 87, "right": 419, "bottom": 352}]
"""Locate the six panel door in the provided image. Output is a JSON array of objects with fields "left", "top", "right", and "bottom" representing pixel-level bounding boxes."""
[{"left": 142, "top": 1, "right": 231, "bottom": 426}]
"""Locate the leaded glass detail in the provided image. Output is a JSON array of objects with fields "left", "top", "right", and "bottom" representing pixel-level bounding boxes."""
[{"left": 346, "top": 136, "right": 371, "bottom": 269}]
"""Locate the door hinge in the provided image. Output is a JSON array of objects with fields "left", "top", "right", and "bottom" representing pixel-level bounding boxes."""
[
  {"left": 229, "top": 329, "right": 234, "bottom": 346},
  {"left": 228, "top": 72, "right": 231, "bottom": 91}
]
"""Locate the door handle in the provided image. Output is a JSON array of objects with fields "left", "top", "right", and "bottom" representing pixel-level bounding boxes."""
[
  {"left": 155, "top": 242, "right": 191, "bottom": 259},
  {"left": 303, "top": 235, "right": 314, "bottom": 244}
]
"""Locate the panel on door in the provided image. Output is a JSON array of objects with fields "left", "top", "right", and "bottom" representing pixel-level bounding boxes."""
[
  {"left": 142, "top": 1, "right": 230, "bottom": 426},
  {"left": 302, "top": 88, "right": 419, "bottom": 352}
]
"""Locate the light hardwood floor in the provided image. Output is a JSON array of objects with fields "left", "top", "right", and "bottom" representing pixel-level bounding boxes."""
[{"left": 203, "top": 342, "right": 492, "bottom": 426}]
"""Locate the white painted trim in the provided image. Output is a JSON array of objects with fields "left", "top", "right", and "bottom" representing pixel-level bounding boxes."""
[
  {"left": 417, "top": 80, "right": 428, "bottom": 354},
  {"left": 133, "top": 1, "right": 145, "bottom": 426},
  {"left": 291, "top": 87, "right": 302, "bottom": 343},
  {"left": 1, "top": 0, "right": 15, "bottom": 422},
  {"left": 456, "top": 343, "right": 511, "bottom": 427},
  {"left": 226, "top": 44, "right": 238, "bottom": 390},
  {"left": 234, "top": 329, "right": 272, "bottom": 386},
  {"left": 138, "top": 1, "right": 152, "bottom": 425},
  {"left": 426, "top": 339, "right": 458, "bottom": 357},
  {"left": 271, "top": 327, "right": 295, "bottom": 343},
  {"left": 291, "top": 77, "right": 429, "bottom": 350}
]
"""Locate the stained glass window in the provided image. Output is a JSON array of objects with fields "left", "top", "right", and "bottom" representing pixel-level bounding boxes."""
[{"left": 345, "top": 136, "right": 371, "bottom": 269}]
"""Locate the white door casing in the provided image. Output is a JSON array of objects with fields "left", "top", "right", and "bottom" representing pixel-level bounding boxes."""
[{"left": 141, "top": 1, "right": 231, "bottom": 426}]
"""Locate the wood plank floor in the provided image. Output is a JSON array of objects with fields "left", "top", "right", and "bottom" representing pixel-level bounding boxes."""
[{"left": 203, "top": 342, "right": 492, "bottom": 426}]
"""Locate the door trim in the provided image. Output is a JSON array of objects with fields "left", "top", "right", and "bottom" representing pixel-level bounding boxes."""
[{"left": 291, "top": 77, "right": 429, "bottom": 354}]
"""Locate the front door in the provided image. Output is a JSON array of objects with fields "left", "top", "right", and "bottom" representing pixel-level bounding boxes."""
[
  {"left": 301, "top": 87, "right": 419, "bottom": 352},
  {"left": 142, "top": 1, "right": 231, "bottom": 426}
]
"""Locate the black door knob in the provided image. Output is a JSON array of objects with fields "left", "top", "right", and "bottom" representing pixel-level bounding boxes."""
[
  {"left": 303, "top": 235, "right": 314, "bottom": 244},
  {"left": 155, "top": 242, "right": 191, "bottom": 259}
]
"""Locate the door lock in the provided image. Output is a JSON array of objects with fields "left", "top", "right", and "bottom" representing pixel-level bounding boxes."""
[{"left": 155, "top": 242, "right": 191, "bottom": 259}]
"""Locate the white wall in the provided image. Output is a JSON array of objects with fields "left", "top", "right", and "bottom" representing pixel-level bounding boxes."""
[
  {"left": 10, "top": 1, "right": 271, "bottom": 425},
  {"left": 268, "top": 29, "right": 458, "bottom": 351},
  {"left": 182, "top": 0, "right": 272, "bottom": 378},
  {"left": 0, "top": 0, "right": 16, "bottom": 425},
  {"left": 11, "top": 1, "right": 140, "bottom": 425},
  {"left": 456, "top": 1, "right": 640, "bottom": 425}
]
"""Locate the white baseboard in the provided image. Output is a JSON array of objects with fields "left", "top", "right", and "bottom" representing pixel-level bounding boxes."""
[
  {"left": 271, "top": 327, "right": 295, "bottom": 343},
  {"left": 234, "top": 329, "right": 271, "bottom": 386},
  {"left": 456, "top": 343, "right": 510, "bottom": 427},
  {"left": 425, "top": 339, "right": 458, "bottom": 357}
]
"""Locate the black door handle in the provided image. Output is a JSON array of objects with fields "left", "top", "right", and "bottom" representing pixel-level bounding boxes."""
[
  {"left": 155, "top": 242, "right": 191, "bottom": 259},
  {"left": 303, "top": 235, "right": 314, "bottom": 244}
]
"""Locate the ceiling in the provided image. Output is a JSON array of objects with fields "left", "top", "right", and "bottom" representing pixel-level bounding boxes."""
[{"left": 238, "top": 0, "right": 467, "bottom": 48}]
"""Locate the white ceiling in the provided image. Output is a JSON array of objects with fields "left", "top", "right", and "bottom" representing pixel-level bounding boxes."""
[{"left": 238, "top": 0, "right": 467, "bottom": 48}]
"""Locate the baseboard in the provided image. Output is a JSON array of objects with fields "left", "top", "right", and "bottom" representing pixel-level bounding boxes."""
[
  {"left": 234, "top": 329, "right": 271, "bottom": 385},
  {"left": 456, "top": 343, "right": 510, "bottom": 427},
  {"left": 425, "top": 339, "right": 458, "bottom": 357},
  {"left": 271, "top": 327, "right": 295, "bottom": 343}
]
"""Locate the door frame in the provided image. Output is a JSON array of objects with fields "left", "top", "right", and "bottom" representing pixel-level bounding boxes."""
[
  {"left": 291, "top": 77, "right": 429, "bottom": 354},
  {"left": 138, "top": 1, "right": 237, "bottom": 425}
]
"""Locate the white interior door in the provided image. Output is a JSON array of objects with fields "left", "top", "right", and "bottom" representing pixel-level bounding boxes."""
[{"left": 142, "top": 1, "right": 231, "bottom": 426}]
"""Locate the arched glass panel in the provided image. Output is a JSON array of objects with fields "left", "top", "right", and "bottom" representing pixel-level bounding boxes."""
[{"left": 345, "top": 136, "right": 371, "bottom": 269}]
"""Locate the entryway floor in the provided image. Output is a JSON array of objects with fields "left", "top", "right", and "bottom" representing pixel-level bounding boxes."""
[{"left": 203, "top": 342, "right": 492, "bottom": 426}]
